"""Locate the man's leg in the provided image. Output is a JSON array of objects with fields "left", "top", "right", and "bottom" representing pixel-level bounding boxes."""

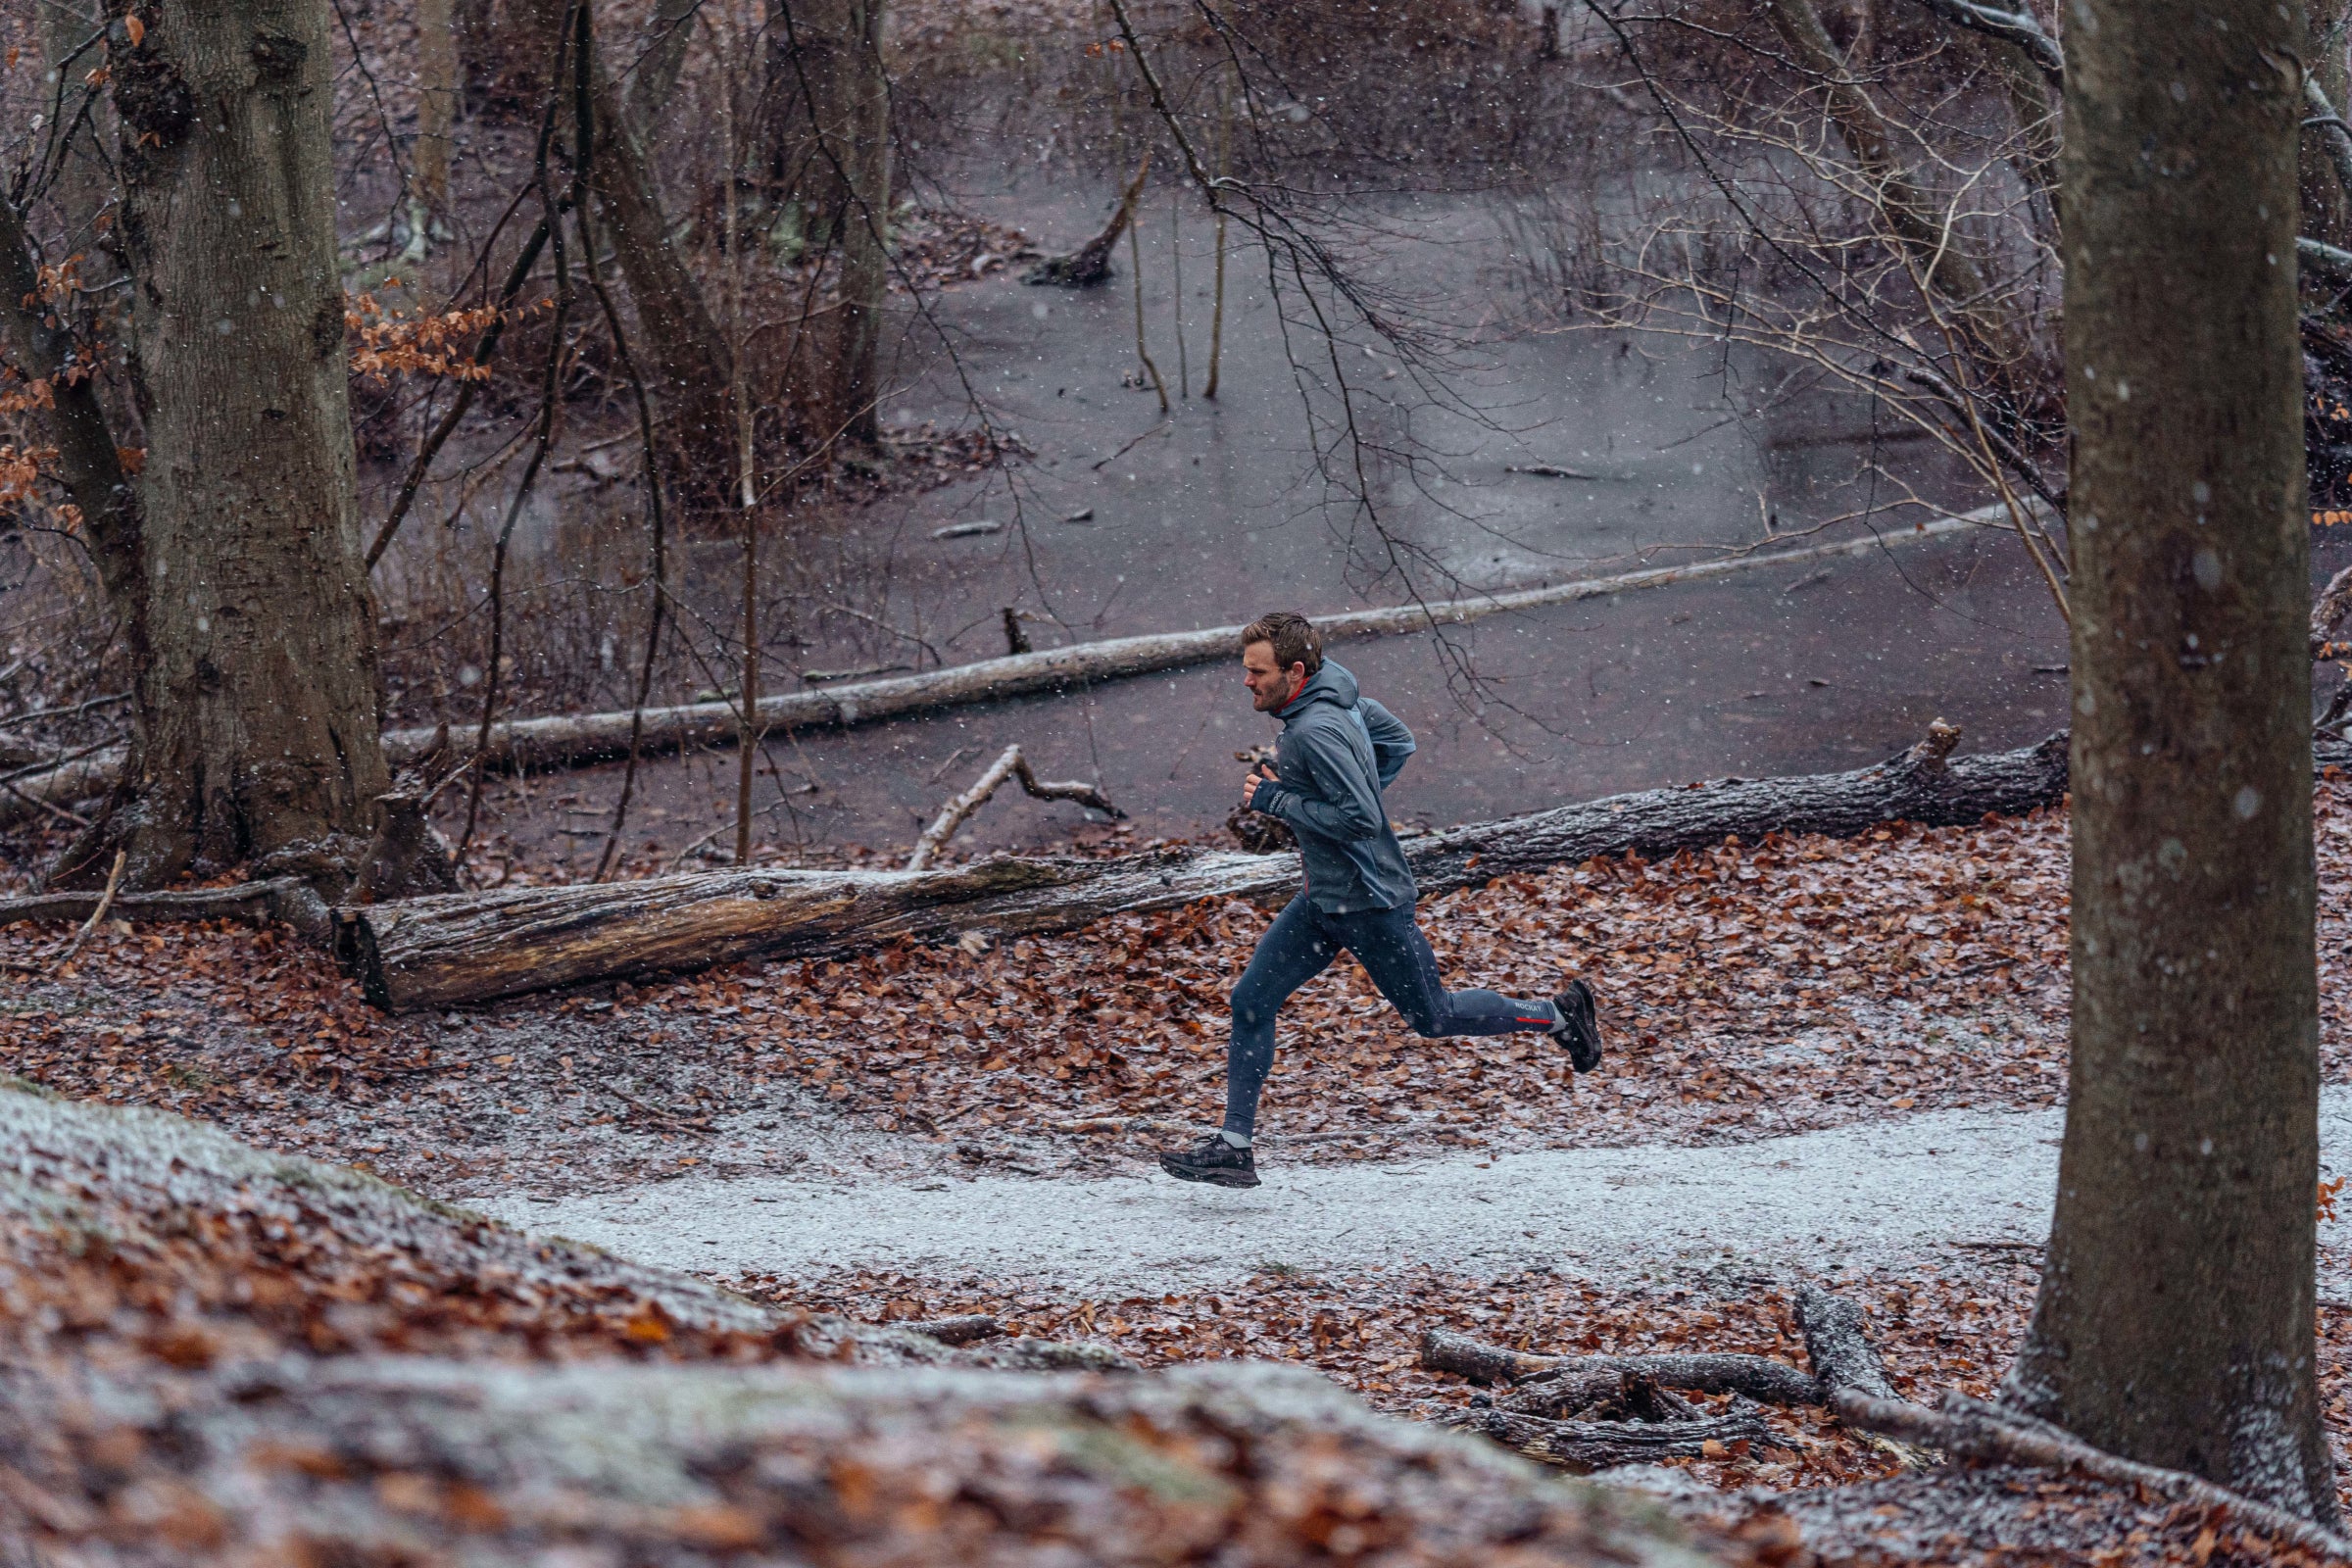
[
  {"left": 1221, "top": 893, "right": 1342, "bottom": 1139},
  {"left": 1337, "top": 903, "right": 1563, "bottom": 1038},
  {"left": 1159, "top": 895, "right": 1340, "bottom": 1188}
]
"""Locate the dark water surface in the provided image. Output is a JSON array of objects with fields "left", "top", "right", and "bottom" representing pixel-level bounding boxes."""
[{"left": 448, "top": 180, "right": 2347, "bottom": 870}]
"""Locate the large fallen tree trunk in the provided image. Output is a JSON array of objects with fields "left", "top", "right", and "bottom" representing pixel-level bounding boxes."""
[
  {"left": 1, "top": 507, "right": 2018, "bottom": 831},
  {"left": 345, "top": 721, "right": 2068, "bottom": 1010}
]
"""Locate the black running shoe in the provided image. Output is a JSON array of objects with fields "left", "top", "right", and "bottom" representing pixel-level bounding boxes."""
[
  {"left": 1550, "top": 978, "right": 1603, "bottom": 1072},
  {"left": 1159, "top": 1133, "right": 1260, "bottom": 1189}
]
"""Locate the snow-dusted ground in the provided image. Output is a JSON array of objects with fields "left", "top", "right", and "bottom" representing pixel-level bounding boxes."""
[{"left": 489, "top": 1090, "right": 2352, "bottom": 1294}]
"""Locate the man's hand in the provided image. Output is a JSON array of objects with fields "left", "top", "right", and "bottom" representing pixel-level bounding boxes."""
[{"left": 1240, "top": 763, "right": 1277, "bottom": 811}]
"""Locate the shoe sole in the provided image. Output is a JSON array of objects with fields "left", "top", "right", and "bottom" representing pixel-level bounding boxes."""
[
  {"left": 1555, "top": 980, "right": 1603, "bottom": 1073},
  {"left": 1159, "top": 1156, "right": 1261, "bottom": 1189}
]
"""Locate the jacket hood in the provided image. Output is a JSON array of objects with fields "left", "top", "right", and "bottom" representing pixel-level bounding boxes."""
[{"left": 1281, "top": 660, "right": 1359, "bottom": 716}]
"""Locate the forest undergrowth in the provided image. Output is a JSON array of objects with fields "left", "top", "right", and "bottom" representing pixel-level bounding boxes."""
[{"left": 13, "top": 781, "right": 2352, "bottom": 1540}]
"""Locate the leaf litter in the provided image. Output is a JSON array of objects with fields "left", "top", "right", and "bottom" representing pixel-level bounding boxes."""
[{"left": 14, "top": 784, "right": 2352, "bottom": 1559}]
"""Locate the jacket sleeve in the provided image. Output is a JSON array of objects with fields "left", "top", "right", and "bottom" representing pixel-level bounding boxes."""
[
  {"left": 1251, "top": 720, "right": 1386, "bottom": 842},
  {"left": 1357, "top": 698, "right": 1417, "bottom": 788}
]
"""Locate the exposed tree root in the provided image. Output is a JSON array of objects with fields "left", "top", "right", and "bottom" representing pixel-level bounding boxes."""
[
  {"left": 1470, "top": 1402, "right": 1789, "bottom": 1473},
  {"left": 1831, "top": 1389, "right": 2352, "bottom": 1560},
  {"left": 1417, "top": 1326, "right": 1824, "bottom": 1408}
]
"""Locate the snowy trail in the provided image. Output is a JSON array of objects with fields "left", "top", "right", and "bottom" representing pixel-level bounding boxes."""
[{"left": 488, "top": 1089, "right": 2352, "bottom": 1294}]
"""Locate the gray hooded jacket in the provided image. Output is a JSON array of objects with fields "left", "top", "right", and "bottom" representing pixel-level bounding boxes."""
[{"left": 1246, "top": 661, "right": 1419, "bottom": 912}]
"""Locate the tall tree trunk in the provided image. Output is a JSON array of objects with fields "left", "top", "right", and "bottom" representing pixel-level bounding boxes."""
[
  {"left": 510, "top": 0, "right": 732, "bottom": 471},
  {"left": 0, "top": 191, "right": 144, "bottom": 717},
  {"left": 414, "top": 0, "right": 458, "bottom": 231},
  {"left": 2305, "top": 0, "right": 2352, "bottom": 246},
  {"left": 768, "top": 0, "right": 890, "bottom": 448},
  {"left": 592, "top": 97, "right": 736, "bottom": 465},
  {"left": 37, "top": 0, "right": 120, "bottom": 261},
  {"left": 2000, "top": 0, "right": 2336, "bottom": 1524},
  {"left": 625, "top": 0, "right": 703, "bottom": 132},
  {"left": 85, "top": 0, "right": 391, "bottom": 890}
]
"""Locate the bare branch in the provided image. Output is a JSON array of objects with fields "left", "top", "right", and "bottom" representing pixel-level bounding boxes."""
[
  {"left": 904, "top": 744, "right": 1124, "bottom": 870},
  {"left": 1905, "top": 0, "right": 2064, "bottom": 84}
]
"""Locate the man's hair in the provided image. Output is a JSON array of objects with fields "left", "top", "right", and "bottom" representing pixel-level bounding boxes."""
[{"left": 1241, "top": 611, "right": 1323, "bottom": 677}]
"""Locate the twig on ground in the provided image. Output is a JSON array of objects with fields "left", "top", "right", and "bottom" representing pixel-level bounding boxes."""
[
  {"left": 607, "top": 1084, "right": 714, "bottom": 1134},
  {"left": 47, "top": 849, "right": 124, "bottom": 971}
]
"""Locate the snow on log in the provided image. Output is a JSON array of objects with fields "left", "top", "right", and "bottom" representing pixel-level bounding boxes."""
[
  {"left": 344, "top": 723, "right": 2069, "bottom": 1012},
  {"left": 0, "top": 506, "right": 2013, "bottom": 831}
]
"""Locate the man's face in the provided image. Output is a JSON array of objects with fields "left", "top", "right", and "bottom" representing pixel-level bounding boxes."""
[{"left": 1243, "top": 641, "right": 1306, "bottom": 713}]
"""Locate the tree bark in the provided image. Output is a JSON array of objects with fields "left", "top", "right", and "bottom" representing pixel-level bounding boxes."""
[
  {"left": 2305, "top": 0, "right": 2352, "bottom": 247},
  {"left": 0, "top": 192, "right": 144, "bottom": 715},
  {"left": 2000, "top": 0, "right": 2337, "bottom": 1523},
  {"left": 1793, "top": 1282, "right": 1898, "bottom": 1400},
  {"left": 509, "top": 0, "right": 733, "bottom": 467},
  {"left": 73, "top": 0, "right": 390, "bottom": 892},
  {"left": 0, "top": 875, "right": 319, "bottom": 929},
  {"left": 1975, "top": 30, "right": 2060, "bottom": 235},
  {"left": 414, "top": 0, "right": 459, "bottom": 227},
  {"left": 623, "top": 0, "right": 703, "bottom": 131},
  {"left": 1468, "top": 1404, "right": 1783, "bottom": 1473},
  {"left": 1835, "top": 1391, "right": 2352, "bottom": 1561},
  {"left": 343, "top": 724, "right": 2068, "bottom": 1011},
  {"left": 808, "top": 0, "right": 891, "bottom": 448},
  {"left": 762, "top": 0, "right": 891, "bottom": 447}
]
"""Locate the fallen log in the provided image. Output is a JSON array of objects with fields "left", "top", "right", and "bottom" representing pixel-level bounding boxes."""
[
  {"left": 345, "top": 721, "right": 2068, "bottom": 1011},
  {"left": 1472, "top": 1403, "right": 1788, "bottom": 1473},
  {"left": 0, "top": 506, "right": 2022, "bottom": 831},
  {"left": 1023, "top": 152, "right": 1152, "bottom": 286},
  {"left": 1794, "top": 1282, "right": 1900, "bottom": 1401},
  {"left": 0, "top": 876, "right": 314, "bottom": 929},
  {"left": 1418, "top": 1326, "right": 1825, "bottom": 1409}
]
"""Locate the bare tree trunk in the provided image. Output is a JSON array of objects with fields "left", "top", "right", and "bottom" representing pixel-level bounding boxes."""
[
  {"left": 625, "top": 0, "right": 703, "bottom": 131},
  {"left": 2305, "top": 0, "right": 2352, "bottom": 246},
  {"left": 414, "top": 0, "right": 458, "bottom": 232},
  {"left": 36, "top": 0, "right": 118, "bottom": 260},
  {"left": 783, "top": 0, "right": 891, "bottom": 449},
  {"left": 2000, "top": 0, "right": 2337, "bottom": 1522},
  {"left": 69, "top": 0, "right": 390, "bottom": 892},
  {"left": 514, "top": 0, "right": 733, "bottom": 468},
  {"left": 0, "top": 193, "right": 141, "bottom": 675}
]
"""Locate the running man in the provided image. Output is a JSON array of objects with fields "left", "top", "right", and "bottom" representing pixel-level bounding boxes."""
[{"left": 1158, "top": 612, "right": 1602, "bottom": 1190}]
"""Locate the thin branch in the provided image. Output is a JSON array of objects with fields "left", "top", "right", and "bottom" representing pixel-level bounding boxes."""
[{"left": 905, "top": 744, "right": 1124, "bottom": 870}]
